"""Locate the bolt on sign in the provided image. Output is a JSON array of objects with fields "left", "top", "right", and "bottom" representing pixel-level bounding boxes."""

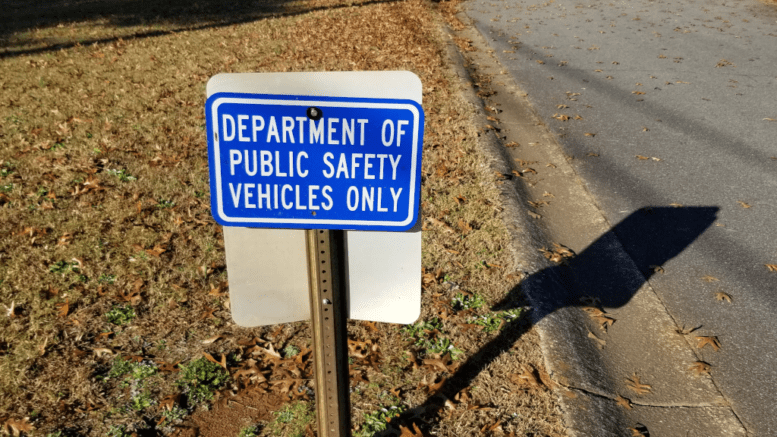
[{"left": 206, "top": 71, "right": 424, "bottom": 326}]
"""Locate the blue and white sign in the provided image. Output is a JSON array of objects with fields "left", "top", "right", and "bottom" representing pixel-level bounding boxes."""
[{"left": 206, "top": 93, "right": 424, "bottom": 231}]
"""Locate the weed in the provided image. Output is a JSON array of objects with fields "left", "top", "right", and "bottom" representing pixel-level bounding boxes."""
[
  {"left": 105, "top": 305, "right": 136, "bottom": 326},
  {"left": 130, "top": 390, "right": 154, "bottom": 411},
  {"left": 0, "top": 183, "right": 12, "bottom": 193},
  {"left": 355, "top": 402, "right": 406, "bottom": 437},
  {"left": 105, "top": 168, "right": 137, "bottom": 182},
  {"left": 176, "top": 357, "right": 229, "bottom": 405},
  {"left": 282, "top": 344, "right": 301, "bottom": 358},
  {"left": 49, "top": 260, "right": 80, "bottom": 275},
  {"left": 107, "top": 425, "right": 131, "bottom": 437},
  {"left": 0, "top": 162, "right": 15, "bottom": 178},
  {"left": 451, "top": 293, "right": 486, "bottom": 311},
  {"left": 156, "top": 199, "right": 175, "bottom": 209},
  {"left": 419, "top": 337, "right": 464, "bottom": 360},
  {"left": 467, "top": 308, "right": 525, "bottom": 333},
  {"left": 401, "top": 318, "right": 442, "bottom": 339},
  {"left": 161, "top": 404, "right": 187, "bottom": 424},
  {"left": 98, "top": 274, "right": 117, "bottom": 284},
  {"left": 467, "top": 314, "right": 503, "bottom": 333},
  {"left": 237, "top": 425, "right": 261, "bottom": 437},
  {"left": 266, "top": 401, "right": 314, "bottom": 437},
  {"left": 108, "top": 357, "right": 157, "bottom": 397}
]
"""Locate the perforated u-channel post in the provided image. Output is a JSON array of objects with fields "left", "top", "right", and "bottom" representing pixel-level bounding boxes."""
[{"left": 306, "top": 229, "right": 351, "bottom": 437}]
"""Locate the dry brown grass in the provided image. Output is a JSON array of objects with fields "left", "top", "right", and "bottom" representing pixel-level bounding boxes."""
[{"left": 0, "top": 0, "right": 565, "bottom": 435}]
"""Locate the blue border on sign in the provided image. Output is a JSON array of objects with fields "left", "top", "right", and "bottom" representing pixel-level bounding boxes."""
[{"left": 206, "top": 92, "right": 424, "bottom": 231}]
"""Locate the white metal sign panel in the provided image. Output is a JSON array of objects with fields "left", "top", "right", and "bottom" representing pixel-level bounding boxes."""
[{"left": 209, "top": 72, "right": 422, "bottom": 326}]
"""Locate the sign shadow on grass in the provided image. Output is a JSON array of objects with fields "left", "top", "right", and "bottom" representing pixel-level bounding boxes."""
[{"left": 401, "top": 205, "right": 718, "bottom": 429}]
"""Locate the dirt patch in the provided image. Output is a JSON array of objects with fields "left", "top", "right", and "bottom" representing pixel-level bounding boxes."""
[{"left": 0, "top": 0, "right": 565, "bottom": 435}]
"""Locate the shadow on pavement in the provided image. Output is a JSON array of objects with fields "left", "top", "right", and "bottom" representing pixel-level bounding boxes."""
[{"left": 404, "top": 205, "right": 718, "bottom": 429}]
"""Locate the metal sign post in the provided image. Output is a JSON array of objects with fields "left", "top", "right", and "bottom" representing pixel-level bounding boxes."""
[{"left": 306, "top": 229, "right": 350, "bottom": 437}]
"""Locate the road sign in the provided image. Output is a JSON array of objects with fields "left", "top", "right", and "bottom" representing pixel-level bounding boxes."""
[
  {"left": 206, "top": 92, "right": 424, "bottom": 231},
  {"left": 208, "top": 72, "right": 423, "bottom": 326}
]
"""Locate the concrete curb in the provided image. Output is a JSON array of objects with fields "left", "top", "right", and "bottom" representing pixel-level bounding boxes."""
[{"left": 438, "top": 14, "right": 631, "bottom": 437}]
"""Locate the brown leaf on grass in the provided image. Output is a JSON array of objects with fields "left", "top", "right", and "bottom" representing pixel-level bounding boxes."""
[
  {"left": 616, "top": 395, "right": 633, "bottom": 409},
  {"left": 399, "top": 422, "right": 429, "bottom": 437},
  {"left": 689, "top": 361, "right": 711, "bottom": 376},
  {"left": 480, "top": 420, "right": 504, "bottom": 433},
  {"left": 203, "top": 352, "right": 227, "bottom": 370},
  {"left": 145, "top": 243, "right": 167, "bottom": 258},
  {"left": 765, "top": 264, "right": 777, "bottom": 272},
  {"left": 625, "top": 373, "right": 652, "bottom": 395},
  {"left": 93, "top": 348, "right": 114, "bottom": 358},
  {"left": 363, "top": 321, "right": 379, "bottom": 332},
  {"left": 56, "top": 299, "right": 69, "bottom": 317},
  {"left": 696, "top": 336, "right": 721, "bottom": 351},
  {"left": 57, "top": 233, "right": 72, "bottom": 246},
  {"left": 3, "top": 417, "right": 33, "bottom": 436},
  {"left": 509, "top": 365, "right": 542, "bottom": 390},
  {"left": 201, "top": 335, "right": 222, "bottom": 345},
  {"left": 208, "top": 282, "right": 228, "bottom": 297},
  {"left": 715, "top": 291, "right": 732, "bottom": 303},
  {"left": 200, "top": 306, "right": 216, "bottom": 320},
  {"left": 422, "top": 358, "right": 450, "bottom": 373},
  {"left": 457, "top": 219, "right": 473, "bottom": 235},
  {"left": 157, "top": 361, "right": 180, "bottom": 373}
]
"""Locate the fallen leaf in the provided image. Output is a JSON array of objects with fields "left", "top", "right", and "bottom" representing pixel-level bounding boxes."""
[
  {"left": 509, "top": 365, "right": 543, "bottom": 390},
  {"left": 701, "top": 275, "right": 719, "bottom": 283},
  {"left": 737, "top": 201, "right": 751, "bottom": 209},
  {"left": 629, "top": 424, "right": 649, "bottom": 436},
  {"left": 632, "top": 91, "right": 646, "bottom": 95},
  {"left": 669, "top": 203, "right": 684, "bottom": 208},
  {"left": 4, "top": 418, "right": 33, "bottom": 436},
  {"left": 399, "top": 422, "right": 428, "bottom": 437},
  {"left": 715, "top": 291, "right": 732, "bottom": 303},
  {"left": 93, "top": 348, "right": 114, "bottom": 357},
  {"left": 650, "top": 265, "right": 665, "bottom": 274},
  {"left": 201, "top": 335, "right": 222, "bottom": 345},
  {"left": 56, "top": 299, "right": 69, "bottom": 317},
  {"left": 767, "top": 264, "right": 777, "bottom": 272},
  {"left": 203, "top": 352, "right": 227, "bottom": 370},
  {"left": 200, "top": 306, "right": 216, "bottom": 320},
  {"left": 696, "top": 336, "right": 721, "bottom": 351},
  {"left": 689, "top": 361, "right": 711, "bottom": 376},
  {"left": 584, "top": 132, "right": 596, "bottom": 137},
  {"left": 552, "top": 113, "right": 570, "bottom": 121},
  {"left": 636, "top": 155, "right": 650, "bottom": 160},
  {"left": 505, "top": 141, "right": 520, "bottom": 147},
  {"left": 616, "top": 394, "right": 633, "bottom": 409},
  {"left": 625, "top": 373, "right": 652, "bottom": 395}
]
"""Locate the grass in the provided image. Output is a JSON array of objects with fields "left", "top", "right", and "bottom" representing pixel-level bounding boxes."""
[
  {"left": 0, "top": 0, "right": 565, "bottom": 435},
  {"left": 176, "top": 357, "right": 230, "bottom": 406}
]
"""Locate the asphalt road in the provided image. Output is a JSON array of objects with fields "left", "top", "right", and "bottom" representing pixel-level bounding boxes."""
[{"left": 464, "top": 0, "right": 777, "bottom": 434}]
